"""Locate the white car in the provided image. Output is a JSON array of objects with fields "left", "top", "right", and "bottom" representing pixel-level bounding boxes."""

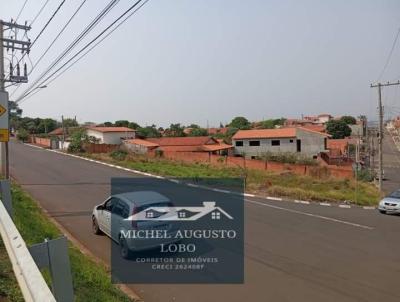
[
  {"left": 92, "top": 191, "right": 179, "bottom": 258},
  {"left": 378, "top": 189, "right": 400, "bottom": 214}
]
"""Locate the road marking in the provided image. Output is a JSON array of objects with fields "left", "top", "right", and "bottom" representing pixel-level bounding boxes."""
[
  {"left": 339, "top": 204, "right": 351, "bottom": 208},
  {"left": 320, "top": 202, "right": 331, "bottom": 206},
  {"left": 212, "top": 188, "right": 231, "bottom": 194},
  {"left": 267, "top": 196, "right": 283, "bottom": 201},
  {"left": 244, "top": 193, "right": 255, "bottom": 197},
  {"left": 245, "top": 199, "right": 374, "bottom": 230},
  {"left": 363, "top": 206, "right": 376, "bottom": 210},
  {"left": 294, "top": 200, "right": 310, "bottom": 204},
  {"left": 187, "top": 183, "right": 200, "bottom": 188}
]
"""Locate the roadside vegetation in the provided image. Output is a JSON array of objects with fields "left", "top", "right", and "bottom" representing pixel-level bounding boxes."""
[
  {"left": 0, "top": 184, "right": 134, "bottom": 302},
  {"left": 85, "top": 152, "right": 381, "bottom": 205}
]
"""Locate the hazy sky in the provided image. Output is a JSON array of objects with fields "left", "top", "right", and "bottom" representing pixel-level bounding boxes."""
[{"left": 1, "top": 0, "right": 400, "bottom": 127}]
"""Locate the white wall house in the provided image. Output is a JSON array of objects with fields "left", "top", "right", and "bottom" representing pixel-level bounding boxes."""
[
  {"left": 86, "top": 127, "right": 135, "bottom": 145},
  {"left": 232, "top": 127, "right": 329, "bottom": 158}
]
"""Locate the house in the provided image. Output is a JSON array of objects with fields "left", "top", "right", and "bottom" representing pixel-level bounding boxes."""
[
  {"left": 134, "top": 136, "right": 233, "bottom": 154},
  {"left": 85, "top": 127, "right": 135, "bottom": 145},
  {"left": 207, "top": 127, "right": 229, "bottom": 136},
  {"left": 232, "top": 127, "right": 330, "bottom": 158},
  {"left": 123, "top": 138, "right": 159, "bottom": 154},
  {"left": 127, "top": 201, "right": 233, "bottom": 221},
  {"left": 303, "top": 114, "right": 333, "bottom": 124}
]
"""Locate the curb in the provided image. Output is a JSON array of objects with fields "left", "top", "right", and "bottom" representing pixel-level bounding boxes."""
[{"left": 24, "top": 143, "right": 378, "bottom": 211}]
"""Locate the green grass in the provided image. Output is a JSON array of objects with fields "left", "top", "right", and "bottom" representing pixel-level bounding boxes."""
[
  {"left": 84, "top": 153, "right": 381, "bottom": 206},
  {"left": 0, "top": 185, "right": 134, "bottom": 302}
]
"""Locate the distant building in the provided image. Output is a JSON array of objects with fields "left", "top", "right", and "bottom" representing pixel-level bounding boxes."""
[
  {"left": 232, "top": 127, "right": 330, "bottom": 158},
  {"left": 86, "top": 127, "right": 135, "bottom": 144},
  {"left": 124, "top": 136, "right": 232, "bottom": 155}
]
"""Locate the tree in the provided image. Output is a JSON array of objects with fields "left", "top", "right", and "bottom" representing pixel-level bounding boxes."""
[
  {"left": 137, "top": 125, "right": 161, "bottom": 138},
  {"left": 165, "top": 123, "right": 185, "bottom": 137},
  {"left": 114, "top": 120, "right": 129, "bottom": 127},
  {"left": 68, "top": 129, "right": 87, "bottom": 153},
  {"left": 128, "top": 122, "right": 140, "bottom": 130},
  {"left": 326, "top": 120, "right": 351, "bottom": 139},
  {"left": 340, "top": 116, "right": 357, "bottom": 125},
  {"left": 229, "top": 116, "right": 250, "bottom": 130},
  {"left": 37, "top": 118, "right": 58, "bottom": 134},
  {"left": 260, "top": 118, "right": 286, "bottom": 129},
  {"left": 63, "top": 118, "right": 78, "bottom": 128},
  {"left": 187, "top": 124, "right": 200, "bottom": 129},
  {"left": 16, "top": 129, "right": 29, "bottom": 142},
  {"left": 189, "top": 128, "right": 208, "bottom": 136},
  {"left": 103, "top": 121, "right": 113, "bottom": 127}
]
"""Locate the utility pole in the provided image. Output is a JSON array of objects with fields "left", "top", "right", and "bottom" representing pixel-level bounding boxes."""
[
  {"left": 370, "top": 81, "right": 400, "bottom": 192},
  {"left": 0, "top": 20, "right": 31, "bottom": 178},
  {"left": 61, "top": 115, "right": 65, "bottom": 150}
]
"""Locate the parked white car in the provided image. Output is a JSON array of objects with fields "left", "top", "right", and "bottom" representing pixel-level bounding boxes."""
[
  {"left": 378, "top": 189, "right": 400, "bottom": 214},
  {"left": 92, "top": 191, "right": 179, "bottom": 258}
]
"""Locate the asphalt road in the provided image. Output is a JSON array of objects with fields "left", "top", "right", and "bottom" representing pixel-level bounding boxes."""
[{"left": 10, "top": 141, "right": 400, "bottom": 302}]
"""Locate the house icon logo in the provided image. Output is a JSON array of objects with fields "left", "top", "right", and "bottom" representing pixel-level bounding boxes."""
[{"left": 125, "top": 201, "right": 233, "bottom": 221}]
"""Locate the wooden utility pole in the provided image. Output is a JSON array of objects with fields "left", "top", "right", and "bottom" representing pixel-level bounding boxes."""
[{"left": 371, "top": 81, "right": 400, "bottom": 192}]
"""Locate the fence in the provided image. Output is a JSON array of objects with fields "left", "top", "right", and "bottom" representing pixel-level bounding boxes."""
[
  {"left": 150, "top": 151, "right": 354, "bottom": 179},
  {"left": 83, "top": 143, "right": 119, "bottom": 153},
  {"left": 0, "top": 200, "right": 56, "bottom": 301}
]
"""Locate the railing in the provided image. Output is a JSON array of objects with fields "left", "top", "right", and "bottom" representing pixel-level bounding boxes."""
[{"left": 0, "top": 200, "right": 56, "bottom": 302}]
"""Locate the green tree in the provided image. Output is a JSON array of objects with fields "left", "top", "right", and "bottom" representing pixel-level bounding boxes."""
[
  {"left": 189, "top": 128, "right": 208, "bottom": 136},
  {"left": 37, "top": 118, "right": 58, "bottom": 134},
  {"left": 114, "top": 120, "right": 129, "bottom": 127},
  {"left": 128, "top": 122, "right": 140, "bottom": 129},
  {"left": 68, "top": 129, "right": 88, "bottom": 153},
  {"left": 229, "top": 116, "right": 251, "bottom": 130},
  {"left": 166, "top": 123, "right": 185, "bottom": 137},
  {"left": 137, "top": 125, "right": 161, "bottom": 138},
  {"left": 340, "top": 116, "right": 357, "bottom": 125},
  {"left": 260, "top": 118, "right": 286, "bottom": 129},
  {"left": 103, "top": 121, "right": 113, "bottom": 127},
  {"left": 326, "top": 120, "right": 351, "bottom": 139},
  {"left": 16, "top": 129, "right": 29, "bottom": 142},
  {"left": 63, "top": 118, "right": 78, "bottom": 128}
]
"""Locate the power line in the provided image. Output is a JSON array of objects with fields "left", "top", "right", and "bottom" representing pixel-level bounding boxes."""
[
  {"left": 377, "top": 27, "right": 400, "bottom": 81},
  {"left": 10, "top": 0, "right": 88, "bottom": 98},
  {"left": 15, "top": 0, "right": 29, "bottom": 23},
  {"left": 6, "top": 0, "right": 67, "bottom": 83},
  {"left": 15, "top": 0, "right": 122, "bottom": 102},
  {"left": 30, "top": 0, "right": 50, "bottom": 27},
  {"left": 18, "top": 0, "right": 150, "bottom": 104},
  {"left": 12, "top": 0, "right": 119, "bottom": 99}
]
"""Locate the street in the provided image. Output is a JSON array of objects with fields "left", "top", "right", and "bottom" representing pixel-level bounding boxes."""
[{"left": 10, "top": 141, "right": 400, "bottom": 302}]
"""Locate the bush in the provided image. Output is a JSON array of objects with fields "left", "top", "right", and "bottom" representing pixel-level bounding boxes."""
[
  {"left": 110, "top": 150, "right": 128, "bottom": 161},
  {"left": 16, "top": 129, "right": 29, "bottom": 142},
  {"left": 356, "top": 169, "right": 374, "bottom": 182},
  {"left": 155, "top": 149, "right": 164, "bottom": 157},
  {"left": 258, "top": 152, "right": 317, "bottom": 165}
]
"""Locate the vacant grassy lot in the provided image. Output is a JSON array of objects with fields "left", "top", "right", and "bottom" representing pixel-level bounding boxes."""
[
  {"left": 0, "top": 185, "right": 133, "bottom": 302},
  {"left": 85, "top": 152, "right": 381, "bottom": 205}
]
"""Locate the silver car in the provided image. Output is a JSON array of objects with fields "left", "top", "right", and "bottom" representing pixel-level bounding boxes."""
[
  {"left": 92, "top": 191, "right": 179, "bottom": 258},
  {"left": 378, "top": 189, "right": 400, "bottom": 214}
]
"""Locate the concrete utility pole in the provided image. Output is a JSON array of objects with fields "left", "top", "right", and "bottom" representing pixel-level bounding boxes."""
[
  {"left": 0, "top": 20, "right": 31, "bottom": 178},
  {"left": 370, "top": 81, "right": 400, "bottom": 192}
]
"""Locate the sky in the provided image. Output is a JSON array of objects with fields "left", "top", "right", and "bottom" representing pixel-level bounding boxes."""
[{"left": 1, "top": 0, "right": 400, "bottom": 127}]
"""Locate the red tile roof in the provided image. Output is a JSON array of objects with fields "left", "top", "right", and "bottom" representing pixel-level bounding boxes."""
[
  {"left": 147, "top": 136, "right": 217, "bottom": 146},
  {"left": 88, "top": 127, "right": 135, "bottom": 133},
  {"left": 125, "top": 139, "right": 159, "bottom": 147}
]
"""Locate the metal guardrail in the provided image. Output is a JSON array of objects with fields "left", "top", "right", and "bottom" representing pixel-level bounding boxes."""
[{"left": 0, "top": 200, "right": 56, "bottom": 302}]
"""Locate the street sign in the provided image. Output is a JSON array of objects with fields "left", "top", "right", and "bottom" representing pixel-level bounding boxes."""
[{"left": 0, "top": 91, "right": 9, "bottom": 142}]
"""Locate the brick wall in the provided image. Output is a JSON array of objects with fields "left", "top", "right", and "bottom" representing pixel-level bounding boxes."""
[
  {"left": 151, "top": 151, "right": 353, "bottom": 179},
  {"left": 83, "top": 143, "right": 118, "bottom": 153}
]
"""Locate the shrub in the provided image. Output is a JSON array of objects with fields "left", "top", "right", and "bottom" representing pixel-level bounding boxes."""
[
  {"left": 16, "top": 129, "right": 29, "bottom": 142},
  {"left": 155, "top": 149, "right": 164, "bottom": 157},
  {"left": 110, "top": 150, "right": 128, "bottom": 161},
  {"left": 356, "top": 169, "right": 374, "bottom": 182}
]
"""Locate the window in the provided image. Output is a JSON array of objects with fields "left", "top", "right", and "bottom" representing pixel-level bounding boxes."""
[
  {"left": 104, "top": 198, "right": 117, "bottom": 212},
  {"left": 249, "top": 140, "right": 260, "bottom": 146},
  {"left": 211, "top": 211, "right": 221, "bottom": 220},
  {"left": 289, "top": 139, "right": 294, "bottom": 143},
  {"left": 271, "top": 140, "right": 280, "bottom": 146},
  {"left": 235, "top": 141, "right": 243, "bottom": 147},
  {"left": 179, "top": 212, "right": 186, "bottom": 218}
]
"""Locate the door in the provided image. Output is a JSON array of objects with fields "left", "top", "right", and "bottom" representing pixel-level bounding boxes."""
[
  {"left": 296, "top": 139, "right": 301, "bottom": 152},
  {"left": 99, "top": 198, "right": 117, "bottom": 236},
  {"left": 111, "top": 200, "right": 129, "bottom": 241}
]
